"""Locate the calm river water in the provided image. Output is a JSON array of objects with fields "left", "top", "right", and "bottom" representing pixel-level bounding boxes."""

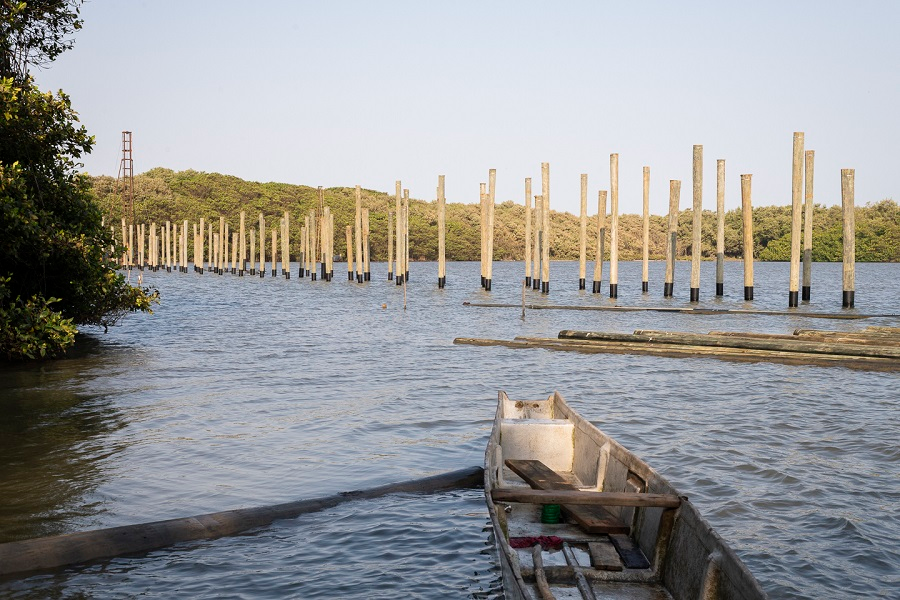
[{"left": 1, "top": 260, "right": 897, "bottom": 599}]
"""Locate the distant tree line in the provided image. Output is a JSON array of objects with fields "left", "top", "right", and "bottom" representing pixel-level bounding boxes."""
[{"left": 92, "top": 168, "right": 899, "bottom": 264}]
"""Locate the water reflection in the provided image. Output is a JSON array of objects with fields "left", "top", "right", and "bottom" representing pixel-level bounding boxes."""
[{"left": 0, "top": 342, "right": 131, "bottom": 541}]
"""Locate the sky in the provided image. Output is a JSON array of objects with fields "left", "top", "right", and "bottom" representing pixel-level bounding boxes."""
[{"left": 34, "top": 0, "right": 899, "bottom": 217}]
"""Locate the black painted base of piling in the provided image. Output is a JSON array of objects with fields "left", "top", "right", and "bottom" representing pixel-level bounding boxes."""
[
  {"left": 716, "top": 282, "right": 724, "bottom": 296},
  {"left": 481, "top": 276, "right": 485, "bottom": 288},
  {"left": 167, "top": 267, "right": 171, "bottom": 273},
  {"left": 533, "top": 279, "right": 540, "bottom": 290},
  {"left": 484, "top": 279, "right": 491, "bottom": 291},
  {"left": 239, "top": 270, "right": 244, "bottom": 277},
  {"left": 259, "top": 271, "right": 265, "bottom": 278},
  {"left": 789, "top": 291, "right": 799, "bottom": 307},
  {"left": 663, "top": 282, "right": 673, "bottom": 297},
  {"left": 231, "top": 268, "right": 236, "bottom": 274},
  {"left": 541, "top": 282, "right": 549, "bottom": 294},
  {"left": 609, "top": 283, "right": 618, "bottom": 299},
  {"left": 744, "top": 286, "right": 754, "bottom": 301},
  {"left": 285, "top": 273, "right": 290, "bottom": 280},
  {"left": 843, "top": 290, "right": 855, "bottom": 308},
  {"left": 642, "top": 281, "right": 649, "bottom": 293},
  {"left": 396, "top": 275, "right": 404, "bottom": 286},
  {"left": 592, "top": 281, "right": 601, "bottom": 294},
  {"left": 579, "top": 278, "right": 585, "bottom": 290},
  {"left": 525, "top": 276, "right": 531, "bottom": 287},
  {"left": 348, "top": 272, "right": 354, "bottom": 281},
  {"left": 311, "top": 273, "right": 317, "bottom": 281},
  {"left": 802, "top": 286, "right": 811, "bottom": 302},
  {"left": 388, "top": 271, "right": 393, "bottom": 281},
  {"left": 690, "top": 287, "right": 699, "bottom": 302},
  {"left": 250, "top": 269, "right": 256, "bottom": 275},
  {"left": 364, "top": 272, "right": 370, "bottom": 281},
  {"left": 438, "top": 276, "right": 446, "bottom": 289}
]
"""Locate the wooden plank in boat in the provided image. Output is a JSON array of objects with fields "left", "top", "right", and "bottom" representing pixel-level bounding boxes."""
[
  {"left": 609, "top": 533, "right": 651, "bottom": 569},
  {"left": 588, "top": 541, "right": 623, "bottom": 571},
  {"left": 505, "top": 459, "right": 629, "bottom": 534}
]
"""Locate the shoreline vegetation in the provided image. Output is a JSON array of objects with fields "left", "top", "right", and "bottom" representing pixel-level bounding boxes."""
[{"left": 91, "top": 168, "right": 899, "bottom": 264}]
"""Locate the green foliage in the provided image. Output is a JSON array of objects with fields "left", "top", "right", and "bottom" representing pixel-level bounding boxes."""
[
  {"left": 1, "top": 3, "right": 157, "bottom": 361},
  {"left": 0, "top": 276, "right": 77, "bottom": 360},
  {"left": 1, "top": 0, "right": 83, "bottom": 82}
]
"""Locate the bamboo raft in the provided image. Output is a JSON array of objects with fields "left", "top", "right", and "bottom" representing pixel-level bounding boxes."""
[
  {"left": 456, "top": 327, "right": 900, "bottom": 372},
  {"left": 485, "top": 391, "right": 767, "bottom": 599}
]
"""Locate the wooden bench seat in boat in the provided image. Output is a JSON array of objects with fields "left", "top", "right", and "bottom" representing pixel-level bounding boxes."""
[{"left": 505, "top": 459, "right": 630, "bottom": 535}]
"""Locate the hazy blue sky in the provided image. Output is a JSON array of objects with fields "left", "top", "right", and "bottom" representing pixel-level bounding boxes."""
[{"left": 35, "top": 1, "right": 898, "bottom": 216}]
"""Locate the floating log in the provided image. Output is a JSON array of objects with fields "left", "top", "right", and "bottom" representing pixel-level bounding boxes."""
[
  {"left": 0, "top": 466, "right": 484, "bottom": 578},
  {"left": 460, "top": 301, "right": 895, "bottom": 320},
  {"left": 711, "top": 330, "right": 900, "bottom": 347},
  {"left": 561, "top": 329, "right": 900, "bottom": 359},
  {"left": 452, "top": 336, "right": 899, "bottom": 371}
]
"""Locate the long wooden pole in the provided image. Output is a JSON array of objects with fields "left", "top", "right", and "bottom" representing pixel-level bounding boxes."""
[
  {"left": 802, "top": 150, "right": 815, "bottom": 301},
  {"left": 283, "top": 211, "right": 290, "bottom": 279},
  {"left": 690, "top": 145, "right": 702, "bottom": 302},
  {"left": 592, "top": 190, "right": 607, "bottom": 294},
  {"left": 789, "top": 131, "right": 804, "bottom": 307},
  {"left": 0, "top": 467, "right": 484, "bottom": 578},
  {"left": 309, "top": 207, "right": 317, "bottom": 280},
  {"left": 249, "top": 227, "right": 256, "bottom": 275},
  {"left": 609, "top": 154, "right": 618, "bottom": 298},
  {"left": 355, "top": 185, "right": 363, "bottom": 283},
  {"left": 579, "top": 173, "right": 587, "bottom": 290},
  {"left": 346, "top": 225, "right": 354, "bottom": 280},
  {"left": 842, "top": 168, "right": 855, "bottom": 308},
  {"left": 438, "top": 175, "right": 446, "bottom": 288},
  {"left": 541, "top": 162, "right": 550, "bottom": 294},
  {"left": 395, "top": 181, "right": 403, "bottom": 285},
  {"left": 258, "top": 213, "right": 265, "bottom": 278},
  {"left": 402, "top": 189, "right": 409, "bottom": 282},
  {"left": 716, "top": 160, "right": 725, "bottom": 296},
  {"left": 486, "top": 169, "right": 496, "bottom": 291},
  {"left": 198, "top": 217, "right": 205, "bottom": 273},
  {"left": 742, "top": 174, "right": 754, "bottom": 300},
  {"left": 532, "top": 194, "right": 541, "bottom": 290},
  {"left": 387, "top": 209, "right": 394, "bottom": 281},
  {"left": 642, "top": 166, "right": 650, "bottom": 293},
  {"left": 239, "top": 211, "right": 246, "bottom": 276},
  {"left": 362, "top": 208, "right": 370, "bottom": 281},
  {"left": 664, "top": 180, "right": 680, "bottom": 297},
  {"left": 523, "top": 178, "right": 532, "bottom": 287},
  {"left": 480, "top": 182, "right": 487, "bottom": 288}
]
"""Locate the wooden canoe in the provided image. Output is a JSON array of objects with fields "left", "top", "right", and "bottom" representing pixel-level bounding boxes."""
[{"left": 484, "top": 390, "right": 768, "bottom": 599}]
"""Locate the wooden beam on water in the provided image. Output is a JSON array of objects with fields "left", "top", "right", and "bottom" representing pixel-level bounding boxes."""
[{"left": 0, "top": 467, "right": 484, "bottom": 578}]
